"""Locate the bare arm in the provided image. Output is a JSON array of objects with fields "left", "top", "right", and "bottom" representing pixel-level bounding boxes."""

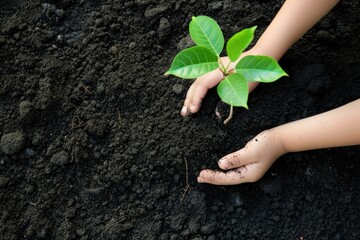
[
  {"left": 276, "top": 99, "right": 360, "bottom": 152},
  {"left": 198, "top": 99, "right": 360, "bottom": 186},
  {"left": 255, "top": 0, "right": 340, "bottom": 60},
  {"left": 197, "top": 0, "right": 350, "bottom": 185},
  {"left": 182, "top": 0, "right": 339, "bottom": 116}
]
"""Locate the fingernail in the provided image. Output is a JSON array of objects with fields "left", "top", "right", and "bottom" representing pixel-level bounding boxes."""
[
  {"left": 218, "top": 158, "right": 226, "bottom": 164},
  {"left": 218, "top": 158, "right": 229, "bottom": 169},
  {"left": 190, "top": 104, "right": 196, "bottom": 113},
  {"left": 181, "top": 106, "right": 188, "bottom": 115}
]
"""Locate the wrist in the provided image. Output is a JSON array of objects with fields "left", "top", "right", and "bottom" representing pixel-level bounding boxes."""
[
  {"left": 249, "top": 44, "right": 283, "bottom": 61},
  {"left": 267, "top": 128, "right": 288, "bottom": 157}
]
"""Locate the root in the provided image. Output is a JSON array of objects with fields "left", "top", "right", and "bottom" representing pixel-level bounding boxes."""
[
  {"left": 223, "top": 105, "right": 234, "bottom": 125},
  {"left": 180, "top": 158, "right": 190, "bottom": 203}
]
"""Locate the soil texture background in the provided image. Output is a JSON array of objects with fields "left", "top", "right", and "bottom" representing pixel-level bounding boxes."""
[{"left": 1, "top": 0, "right": 360, "bottom": 239}]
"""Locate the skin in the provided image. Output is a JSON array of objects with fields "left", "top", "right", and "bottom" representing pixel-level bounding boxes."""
[
  {"left": 198, "top": 99, "right": 360, "bottom": 185},
  {"left": 182, "top": 0, "right": 340, "bottom": 116},
  {"left": 181, "top": 0, "right": 356, "bottom": 185}
]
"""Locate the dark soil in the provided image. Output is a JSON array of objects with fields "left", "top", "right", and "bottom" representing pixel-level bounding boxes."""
[{"left": 1, "top": 0, "right": 360, "bottom": 239}]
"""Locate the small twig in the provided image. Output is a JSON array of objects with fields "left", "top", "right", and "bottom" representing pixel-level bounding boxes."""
[
  {"left": 117, "top": 111, "right": 122, "bottom": 124},
  {"left": 180, "top": 158, "right": 190, "bottom": 203},
  {"left": 223, "top": 105, "right": 234, "bottom": 125},
  {"left": 80, "top": 83, "right": 91, "bottom": 94},
  {"left": 79, "top": 83, "right": 91, "bottom": 101},
  {"left": 27, "top": 198, "right": 41, "bottom": 206},
  {"left": 71, "top": 116, "right": 86, "bottom": 129},
  {"left": 112, "top": 111, "right": 122, "bottom": 129}
]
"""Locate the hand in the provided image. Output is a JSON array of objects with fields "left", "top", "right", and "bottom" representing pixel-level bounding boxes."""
[
  {"left": 180, "top": 53, "right": 259, "bottom": 117},
  {"left": 197, "top": 129, "right": 286, "bottom": 185}
]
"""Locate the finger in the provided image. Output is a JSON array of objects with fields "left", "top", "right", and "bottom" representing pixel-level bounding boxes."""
[
  {"left": 197, "top": 163, "right": 264, "bottom": 185},
  {"left": 181, "top": 69, "right": 223, "bottom": 116},
  {"left": 218, "top": 142, "right": 260, "bottom": 170},
  {"left": 248, "top": 81, "right": 259, "bottom": 93},
  {"left": 218, "top": 131, "right": 272, "bottom": 170},
  {"left": 187, "top": 81, "right": 210, "bottom": 113},
  {"left": 181, "top": 84, "right": 195, "bottom": 116},
  {"left": 180, "top": 81, "right": 208, "bottom": 116}
]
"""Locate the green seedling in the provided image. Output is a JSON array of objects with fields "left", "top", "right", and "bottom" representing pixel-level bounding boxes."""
[{"left": 165, "top": 16, "right": 288, "bottom": 124}]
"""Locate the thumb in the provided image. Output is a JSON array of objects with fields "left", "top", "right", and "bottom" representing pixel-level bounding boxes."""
[
  {"left": 198, "top": 130, "right": 285, "bottom": 185},
  {"left": 197, "top": 163, "right": 265, "bottom": 185}
]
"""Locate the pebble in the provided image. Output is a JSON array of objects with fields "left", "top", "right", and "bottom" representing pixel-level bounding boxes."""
[
  {"left": 144, "top": 4, "right": 170, "bottom": 19},
  {"left": 56, "top": 34, "right": 64, "bottom": 43},
  {"left": 95, "top": 18, "right": 103, "bottom": 27},
  {"left": 82, "top": 188, "right": 103, "bottom": 196},
  {"left": 86, "top": 120, "right": 105, "bottom": 137},
  {"left": 207, "top": 235, "right": 216, "bottom": 240},
  {"left": 109, "top": 46, "right": 118, "bottom": 56},
  {"left": 172, "top": 84, "right": 184, "bottom": 95},
  {"left": 19, "top": 101, "right": 33, "bottom": 118},
  {"left": 304, "top": 165, "right": 320, "bottom": 183},
  {"left": 37, "top": 229, "right": 47, "bottom": 239},
  {"left": 208, "top": 2, "right": 223, "bottom": 10},
  {"left": 97, "top": 82, "right": 105, "bottom": 94},
  {"left": 135, "top": 0, "right": 154, "bottom": 5},
  {"left": 76, "top": 229, "right": 85, "bottom": 236},
  {"left": 41, "top": 3, "right": 56, "bottom": 17},
  {"left": 50, "top": 151, "right": 69, "bottom": 166},
  {"left": 24, "top": 184, "right": 35, "bottom": 194},
  {"left": 188, "top": 221, "right": 200, "bottom": 233},
  {"left": 316, "top": 30, "right": 335, "bottom": 44},
  {"left": 177, "top": 35, "right": 194, "bottom": 51},
  {"left": 271, "top": 215, "right": 281, "bottom": 222},
  {"left": 200, "top": 223, "right": 216, "bottom": 235},
  {"left": 55, "top": 9, "right": 65, "bottom": 19},
  {"left": 170, "top": 213, "right": 187, "bottom": 231},
  {"left": 0, "top": 131, "right": 26, "bottom": 155},
  {"left": 180, "top": 229, "right": 190, "bottom": 237},
  {"left": 229, "top": 192, "right": 245, "bottom": 207},
  {"left": 129, "top": 42, "right": 136, "bottom": 49},
  {"left": 158, "top": 17, "right": 171, "bottom": 41}
]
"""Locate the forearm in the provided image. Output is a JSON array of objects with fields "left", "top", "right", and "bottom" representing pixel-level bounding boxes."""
[
  {"left": 253, "top": 0, "right": 340, "bottom": 60},
  {"left": 274, "top": 99, "right": 360, "bottom": 153}
]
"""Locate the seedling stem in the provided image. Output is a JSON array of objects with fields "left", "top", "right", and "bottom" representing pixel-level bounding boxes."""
[
  {"left": 223, "top": 105, "right": 234, "bottom": 125},
  {"left": 165, "top": 16, "right": 288, "bottom": 123}
]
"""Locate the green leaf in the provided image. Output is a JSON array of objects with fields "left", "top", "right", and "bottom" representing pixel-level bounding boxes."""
[
  {"left": 189, "top": 16, "right": 224, "bottom": 56},
  {"left": 235, "top": 55, "right": 288, "bottom": 82},
  {"left": 226, "top": 26, "right": 257, "bottom": 62},
  {"left": 165, "top": 46, "right": 219, "bottom": 79},
  {"left": 217, "top": 73, "right": 249, "bottom": 108}
]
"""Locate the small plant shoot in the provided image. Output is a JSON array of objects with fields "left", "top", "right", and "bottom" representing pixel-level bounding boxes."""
[{"left": 165, "top": 16, "right": 288, "bottom": 124}]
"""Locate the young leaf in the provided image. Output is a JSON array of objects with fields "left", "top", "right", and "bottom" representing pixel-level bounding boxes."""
[
  {"left": 165, "top": 46, "right": 219, "bottom": 79},
  {"left": 235, "top": 55, "right": 288, "bottom": 82},
  {"left": 217, "top": 73, "right": 249, "bottom": 108},
  {"left": 189, "top": 16, "right": 224, "bottom": 56},
  {"left": 226, "top": 26, "right": 257, "bottom": 62}
]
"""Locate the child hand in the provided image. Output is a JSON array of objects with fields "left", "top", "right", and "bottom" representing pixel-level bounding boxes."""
[
  {"left": 197, "top": 130, "right": 286, "bottom": 185},
  {"left": 180, "top": 57, "right": 226, "bottom": 116},
  {"left": 181, "top": 54, "right": 259, "bottom": 117}
]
